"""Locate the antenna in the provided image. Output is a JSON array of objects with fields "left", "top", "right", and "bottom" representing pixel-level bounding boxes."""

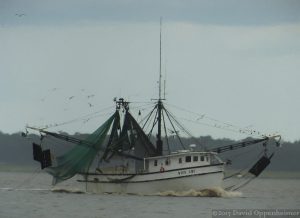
[
  {"left": 164, "top": 58, "right": 167, "bottom": 99},
  {"left": 164, "top": 79, "right": 166, "bottom": 99},
  {"left": 159, "top": 17, "right": 162, "bottom": 100}
]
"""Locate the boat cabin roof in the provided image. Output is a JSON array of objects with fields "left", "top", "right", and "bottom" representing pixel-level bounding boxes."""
[{"left": 145, "top": 151, "right": 217, "bottom": 161}]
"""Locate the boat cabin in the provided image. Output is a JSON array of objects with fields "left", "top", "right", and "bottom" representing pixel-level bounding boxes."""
[{"left": 144, "top": 151, "right": 222, "bottom": 173}]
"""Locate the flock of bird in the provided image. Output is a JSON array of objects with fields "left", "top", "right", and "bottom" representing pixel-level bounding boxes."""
[
  {"left": 38, "top": 87, "right": 267, "bottom": 138},
  {"left": 40, "top": 87, "right": 96, "bottom": 109}
]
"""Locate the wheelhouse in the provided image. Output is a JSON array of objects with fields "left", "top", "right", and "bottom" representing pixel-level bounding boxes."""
[{"left": 144, "top": 151, "right": 223, "bottom": 173}]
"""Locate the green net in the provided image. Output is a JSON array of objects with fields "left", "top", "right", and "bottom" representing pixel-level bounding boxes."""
[{"left": 46, "top": 113, "right": 115, "bottom": 185}]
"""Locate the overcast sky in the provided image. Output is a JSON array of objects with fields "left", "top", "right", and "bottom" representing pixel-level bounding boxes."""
[{"left": 1, "top": 0, "right": 300, "bottom": 141}]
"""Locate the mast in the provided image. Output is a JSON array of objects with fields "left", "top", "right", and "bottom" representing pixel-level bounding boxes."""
[
  {"left": 156, "top": 17, "right": 163, "bottom": 156},
  {"left": 159, "top": 17, "right": 162, "bottom": 100}
]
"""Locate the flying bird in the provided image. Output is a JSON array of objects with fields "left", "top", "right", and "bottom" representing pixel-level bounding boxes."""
[
  {"left": 87, "top": 94, "right": 95, "bottom": 98},
  {"left": 83, "top": 118, "right": 91, "bottom": 123},
  {"left": 15, "top": 13, "right": 26, "bottom": 17},
  {"left": 88, "top": 103, "right": 93, "bottom": 107},
  {"left": 196, "top": 114, "right": 205, "bottom": 121},
  {"left": 68, "top": 96, "right": 75, "bottom": 100}
]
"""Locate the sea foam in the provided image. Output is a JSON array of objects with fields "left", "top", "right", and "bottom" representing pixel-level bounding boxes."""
[{"left": 154, "top": 187, "right": 242, "bottom": 197}]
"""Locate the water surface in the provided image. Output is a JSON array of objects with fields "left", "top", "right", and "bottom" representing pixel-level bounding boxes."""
[{"left": 0, "top": 171, "right": 299, "bottom": 218}]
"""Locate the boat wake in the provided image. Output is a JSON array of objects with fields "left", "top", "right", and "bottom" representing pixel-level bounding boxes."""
[
  {"left": 1, "top": 187, "right": 240, "bottom": 197},
  {"left": 51, "top": 187, "right": 86, "bottom": 194},
  {"left": 154, "top": 187, "right": 242, "bottom": 197},
  {"left": 0, "top": 187, "right": 50, "bottom": 191}
]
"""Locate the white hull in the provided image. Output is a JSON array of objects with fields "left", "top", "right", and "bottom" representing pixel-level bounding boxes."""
[{"left": 79, "top": 164, "right": 224, "bottom": 194}]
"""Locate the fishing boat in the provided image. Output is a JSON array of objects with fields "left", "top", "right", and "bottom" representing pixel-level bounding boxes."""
[{"left": 25, "top": 21, "right": 281, "bottom": 195}]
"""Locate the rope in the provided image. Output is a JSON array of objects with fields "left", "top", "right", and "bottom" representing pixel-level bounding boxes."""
[
  {"left": 224, "top": 143, "right": 281, "bottom": 191},
  {"left": 231, "top": 176, "right": 256, "bottom": 191},
  {"left": 32, "top": 105, "right": 115, "bottom": 130},
  {"left": 162, "top": 110, "right": 171, "bottom": 154},
  {"left": 165, "top": 103, "right": 268, "bottom": 138},
  {"left": 13, "top": 167, "right": 43, "bottom": 190},
  {"left": 164, "top": 107, "right": 206, "bottom": 150},
  {"left": 223, "top": 149, "right": 264, "bottom": 180}
]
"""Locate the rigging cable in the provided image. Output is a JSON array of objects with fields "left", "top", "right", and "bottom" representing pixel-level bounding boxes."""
[
  {"left": 147, "top": 109, "right": 159, "bottom": 138},
  {"left": 162, "top": 109, "right": 171, "bottom": 154},
  {"left": 164, "top": 107, "right": 206, "bottom": 150},
  {"left": 32, "top": 105, "right": 115, "bottom": 130},
  {"left": 13, "top": 167, "right": 43, "bottom": 190},
  {"left": 165, "top": 103, "right": 268, "bottom": 138},
  {"left": 223, "top": 149, "right": 264, "bottom": 180},
  {"left": 163, "top": 107, "right": 186, "bottom": 150},
  {"left": 141, "top": 105, "right": 158, "bottom": 129},
  {"left": 224, "top": 141, "right": 281, "bottom": 191}
]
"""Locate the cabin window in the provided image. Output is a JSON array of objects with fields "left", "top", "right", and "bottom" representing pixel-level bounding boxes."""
[
  {"left": 200, "top": 156, "right": 204, "bottom": 161},
  {"left": 179, "top": 158, "right": 182, "bottom": 164},
  {"left": 165, "top": 159, "right": 170, "bottom": 165},
  {"left": 154, "top": 160, "right": 158, "bottom": 166},
  {"left": 206, "top": 156, "right": 209, "bottom": 162},
  {"left": 185, "top": 156, "right": 191, "bottom": 163},
  {"left": 193, "top": 156, "right": 198, "bottom": 162}
]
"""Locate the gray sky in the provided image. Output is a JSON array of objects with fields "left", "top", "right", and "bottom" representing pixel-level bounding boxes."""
[{"left": 1, "top": 0, "right": 300, "bottom": 141}]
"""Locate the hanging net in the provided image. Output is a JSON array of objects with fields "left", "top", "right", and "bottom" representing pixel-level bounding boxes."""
[{"left": 46, "top": 113, "right": 115, "bottom": 185}]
